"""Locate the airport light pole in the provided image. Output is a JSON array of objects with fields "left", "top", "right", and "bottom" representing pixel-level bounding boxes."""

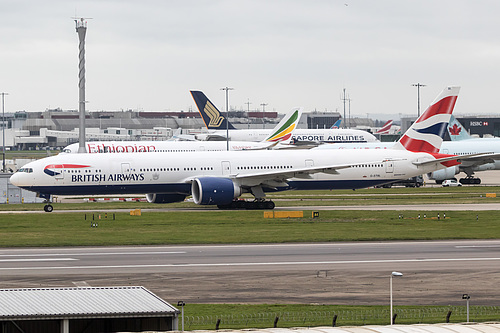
[
  {"left": 1, "top": 92, "right": 8, "bottom": 173},
  {"left": 462, "top": 294, "right": 470, "bottom": 322},
  {"left": 220, "top": 87, "right": 234, "bottom": 151},
  {"left": 260, "top": 103, "right": 268, "bottom": 129},
  {"left": 347, "top": 97, "right": 352, "bottom": 129},
  {"left": 341, "top": 88, "right": 347, "bottom": 128},
  {"left": 177, "top": 301, "right": 185, "bottom": 332},
  {"left": 245, "top": 99, "right": 251, "bottom": 129},
  {"left": 412, "top": 83, "right": 426, "bottom": 117},
  {"left": 390, "top": 271, "right": 403, "bottom": 325}
]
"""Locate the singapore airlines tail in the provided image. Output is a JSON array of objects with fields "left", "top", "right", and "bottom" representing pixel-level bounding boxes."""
[
  {"left": 395, "top": 86, "right": 460, "bottom": 153},
  {"left": 447, "top": 115, "right": 472, "bottom": 141},
  {"left": 191, "top": 90, "right": 236, "bottom": 130}
]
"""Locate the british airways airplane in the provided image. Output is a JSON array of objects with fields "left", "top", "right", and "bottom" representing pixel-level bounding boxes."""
[
  {"left": 191, "top": 91, "right": 378, "bottom": 143},
  {"left": 11, "top": 86, "right": 465, "bottom": 212}
]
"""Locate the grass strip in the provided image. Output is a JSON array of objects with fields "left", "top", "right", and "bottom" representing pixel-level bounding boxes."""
[
  {"left": 0, "top": 210, "right": 498, "bottom": 247},
  {"left": 180, "top": 304, "right": 500, "bottom": 329}
]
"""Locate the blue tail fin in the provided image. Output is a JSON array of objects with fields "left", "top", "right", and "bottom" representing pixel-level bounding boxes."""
[
  {"left": 447, "top": 115, "right": 471, "bottom": 141},
  {"left": 330, "top": 119, "right": 341, "bottom": 129},
  {"left": 191, "top": 91, "right": 236, "bottom": 130}
]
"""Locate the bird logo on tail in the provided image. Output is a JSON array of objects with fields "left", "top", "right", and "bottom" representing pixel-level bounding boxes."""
[{"left": 204, "top": 101, "right": 225, "bottom": 128}]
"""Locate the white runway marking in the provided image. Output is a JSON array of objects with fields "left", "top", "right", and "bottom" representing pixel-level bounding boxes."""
[
  {"left": 1, "top": 257, "right": 499, "bottom": 271},
  {"left": 0, "top": 251, "right": 185, "bottom": 257},
  {"left": 455, "top": 245, "right": 500, "bottom": 248},
  {"left": 0, "top": 258, "right": 77, "bottom": 262}
]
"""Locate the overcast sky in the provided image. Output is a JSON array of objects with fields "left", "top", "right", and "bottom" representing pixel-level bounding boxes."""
[{"left": 1, "top": 0, "right": 500, "bottom": 120}]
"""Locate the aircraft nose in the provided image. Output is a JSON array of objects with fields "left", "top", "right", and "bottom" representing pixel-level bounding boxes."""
[{"left": 9, "top": 172, "right": 21, "bottom": 186}]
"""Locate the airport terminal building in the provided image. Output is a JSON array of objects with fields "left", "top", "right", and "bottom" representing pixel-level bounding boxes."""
[
  {"left": 0, "top": 108, "right": 345, "bottom": 151},
  {"left": 2, "top": 108, "right": 499, "bottom": 152}
]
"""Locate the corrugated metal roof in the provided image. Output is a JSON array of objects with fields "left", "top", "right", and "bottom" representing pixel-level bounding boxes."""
[
  {"left": 191, "top": 324, "right": 500, "bottom": 333},
  {"left": 0, "top": 286, "right": 178, "bottom": 320}
]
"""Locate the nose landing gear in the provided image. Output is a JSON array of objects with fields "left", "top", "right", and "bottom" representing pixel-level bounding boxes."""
[{"left": 39, "top": 193, "right": 54, "bottom": 213}]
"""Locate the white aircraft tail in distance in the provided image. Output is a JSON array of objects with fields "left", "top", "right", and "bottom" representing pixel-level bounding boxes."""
[
  {"left": 11, "top": 86, "right": 466, "bottom": 212},
  {"left": 447, "top": 115, "right": 472, "bottom": 141},
  {"left": 375, "top": 120, "right": 393, "bottom": 134},
  {"left": 191, "top": 90, "right": 378, "bottom": 143}
]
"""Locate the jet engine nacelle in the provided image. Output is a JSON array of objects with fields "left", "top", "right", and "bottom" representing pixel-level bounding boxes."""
[
  {"left": 146, "top": 193, "right": 187, "bottom": 204},
  {"left": 427, "top": 166, "right": 459, "bottom": 181},
  {"left": 191, "top": 177, "right": 242, "bottom": 205}
]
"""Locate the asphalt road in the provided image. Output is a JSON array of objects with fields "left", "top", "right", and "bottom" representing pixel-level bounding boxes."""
[{"left": 0, "top": 240, "right": 499, "bottom": 305}]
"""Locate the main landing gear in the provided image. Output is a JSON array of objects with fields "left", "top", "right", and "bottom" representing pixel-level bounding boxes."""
[
  {"left": 43, "top": 204, "right": 54, "bottom": 212},
  {"left": 217, "top": 199, "right": 276, "bottom": 210},
  {"left": 217, "top": 186, "right": 276, "bottom": 210},
  {"left": 460, "top": 176, "right": 481, "bottom": 185}
]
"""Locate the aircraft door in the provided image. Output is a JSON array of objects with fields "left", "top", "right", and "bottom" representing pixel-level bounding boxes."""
[
  {"left": 121, "top": 163, "right": 132, "bottom": 182},
  {"left": 305, "top": 159, "right": 314, "bottom": 167},
  {"left": 55, "top": 170, "right": 64, "bottom": 180},
  {"left": 221, "top": 161, "right": 231, "bottom": 176},
  {"left": 385, "top": 160, "right": 394, "bottom": 173},
  {"left": 121, "top": 163, "right": 131, "bottom": 173}
]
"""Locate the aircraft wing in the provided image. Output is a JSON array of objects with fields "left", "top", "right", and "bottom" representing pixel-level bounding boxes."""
[
  {"left": 171, "top": 134, "right": 198, "bottom": 141},
  {"left": 239, "top": 142, "right": 280, "bottom": 150},
  {"left": 184, "top": 161, "right": 377, "bottom": 189},
  {"left": 412, "top": 152, "right": 495, "bottom": 166},
  {"left": 196, "top": 134, "right": 227, "bottom": 141},
  {"left": 456, "top": 152, "right": 500, "bottom": 168}
]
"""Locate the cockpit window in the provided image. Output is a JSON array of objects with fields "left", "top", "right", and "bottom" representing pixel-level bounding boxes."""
[
  {"left": 62, "top": 148, "right": 72, "bottom": 153},
  {"left": 17, "top": 168, "right": 33, "bottom": 173}
]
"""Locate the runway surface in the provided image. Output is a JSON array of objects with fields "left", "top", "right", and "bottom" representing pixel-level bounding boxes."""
[
  {"left": 2, "top": 171, "right": 500, "bottom": 305},
  {"left": 0, "top": 240, "right": 499, "bottom": 305}
]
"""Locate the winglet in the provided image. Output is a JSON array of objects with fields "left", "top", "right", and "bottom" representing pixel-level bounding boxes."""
[
  {"left": 394, "top": 86, "right": 460, "bottom": 153},
  {"left": 447, "top": 115, "right": 471, "bottom": 141},
  {"left": 191, "top": 91, "right": 236, "bottom": 130},
  {"left": 263, "top": 108, "right": 302, "bottom": 144}
]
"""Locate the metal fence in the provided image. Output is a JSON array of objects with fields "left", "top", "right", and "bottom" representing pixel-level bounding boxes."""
[{"left": 185, "top": 306, "right": 500, "bottom": 330}]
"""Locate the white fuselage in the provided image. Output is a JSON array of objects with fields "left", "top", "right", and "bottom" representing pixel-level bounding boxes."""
[
  {"left": 11, "top": 148, "right": 447, "bottom": 202},
  {"left": 62, "top": 140, "right": 276, "bottom": 154},
  {"left": 198, "top": 128, "right": 378, "bottom": 143},
  {"left": 314, "top": 139, "right": 500, "bottom": 178}
]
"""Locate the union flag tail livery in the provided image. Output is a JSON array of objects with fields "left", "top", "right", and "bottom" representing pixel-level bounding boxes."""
[
  {"left": 375, "top": 120, "right": 393, "bottom": 134},
  {"left": 191, "top": 91, "right": 236, "bottom": 130},
  {"left": 395, "top": 86, "right": 460, "bottom": 153}
]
